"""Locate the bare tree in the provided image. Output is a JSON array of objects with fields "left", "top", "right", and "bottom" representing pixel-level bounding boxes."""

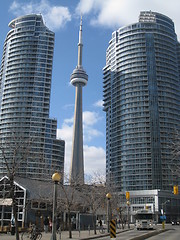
[
  {"left": 57, "top": 173, "right": 84, "bottom": 239},
  {"left": 110, "top": 191, "right": 127, "bottom": 229},
  {"left": 80, "top": 173, "right": 107, "bottom": 234},
  {"left": 105, "top": 175, "right": 128, "bottom": 229},
  {"left": 0, "top": 134, "right": 31, "bottom": 240}
]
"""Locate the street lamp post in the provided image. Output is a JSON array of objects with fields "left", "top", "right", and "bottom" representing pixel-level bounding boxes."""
[
  {"left": 51, "top": 172, "right": 61, "bottom": 240},
  {"left": 106, "top": 193, "right": 112, "bottom": 233}
]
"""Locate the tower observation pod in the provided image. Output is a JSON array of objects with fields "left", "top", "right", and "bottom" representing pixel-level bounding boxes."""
[{"left": 70, "top": 17, "right": 88, "bottom": 185}]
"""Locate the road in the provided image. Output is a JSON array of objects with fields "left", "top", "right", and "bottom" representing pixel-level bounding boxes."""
[
  {"left": 148, "top": 225, "right": 180, "bottom": 240},
  {"left": 94, "top": 229, "right": 157, "bottom": 240},
  {"left": 97, "top": 224, "right": 180, "bottom": 240}
]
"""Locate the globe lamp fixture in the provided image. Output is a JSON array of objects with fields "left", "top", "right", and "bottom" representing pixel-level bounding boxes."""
[
  {"left": 52, "top": 172, "right": 61, "bottom": 182},
  {"left": 106, "top": 193, "right": 112, "bottom": 200}
]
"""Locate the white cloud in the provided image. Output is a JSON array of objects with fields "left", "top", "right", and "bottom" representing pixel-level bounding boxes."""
[
  {"left": 76, "top": 0, "right": 102, "bottom": 15},
  {"left": 57, "top": 122, "right": 73, "bottom": 143},
  {"left": 83, "top": 111, "right": 99, "bottom": 126},
  {"left": 84, "top": 145, "right": 106, "bottom": 175},
  {"left": 76, "top": 0, "right": 180, "bottom": 38},
  {"left": 64, "top": 117, "right": 74, "bottom": 125},
  {"left": 94, "top": 100, "right": 103, "bottom": 108},
  {"left": 9, "top": 0, "right": 71, "bottom": 31},
  {"left": 57, "top": 110, "right": 105, "bottom": 176},
  {"left": 84, "top": 127, "right": 103, "bottom": 142},
  {"left": 83, "top": 111, "right": 103, "bottom": 141}
]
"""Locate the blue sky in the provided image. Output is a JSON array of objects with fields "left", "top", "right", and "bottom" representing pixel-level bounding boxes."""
[{"left": 0, "top": 0, "right": 180, "bottom": 178}]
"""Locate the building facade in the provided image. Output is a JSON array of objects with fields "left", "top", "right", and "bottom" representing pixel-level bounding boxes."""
[
  {"left": 0, "top": 14, "right": 65, "bottom": 180},
  {"left": 0, "top": 176, "right": 104, "bottom": 231},
  {"left": 103, "top": 11, "right": 180, "bottom": 192}
]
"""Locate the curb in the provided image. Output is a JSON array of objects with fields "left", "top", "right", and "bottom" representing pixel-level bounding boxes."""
[{"left": 81, "top": 229, "right": 132, "bottom": 240}]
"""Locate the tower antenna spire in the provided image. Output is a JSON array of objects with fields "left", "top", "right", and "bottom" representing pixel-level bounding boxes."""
[{"left": 78, "top": 15, "right": 83, "bottom": 67}]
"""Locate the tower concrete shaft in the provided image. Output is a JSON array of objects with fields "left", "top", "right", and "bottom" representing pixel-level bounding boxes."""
[{"left": 70, "top": 17, "right": 88, "bottom": 185}]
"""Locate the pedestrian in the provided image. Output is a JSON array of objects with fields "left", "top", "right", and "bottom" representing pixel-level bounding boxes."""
[
  {"left": 49, "top": 219, "right": 52, "bottom": 232},
  {"left": 56, "top": 217, "right": 60, "bottom": 232},
  {"left": 44, "top": 216, "right": 49, "bottom": 233},
  {"left": 118, "top": 219, "right": 121, "bottom": 228},
  {"left": 98, "top": 219, "right": 102, "bottom": 227},
  {"left": 10, "top": 216, "right": 15, "bottom": 235},
  {"left": 98, "top": 219, "right": 103, "bottom": 233}
]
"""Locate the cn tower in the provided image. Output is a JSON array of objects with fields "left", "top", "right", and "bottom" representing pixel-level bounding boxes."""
[{"left": 70, "top": 17, "right": 88, "bottom": 185}]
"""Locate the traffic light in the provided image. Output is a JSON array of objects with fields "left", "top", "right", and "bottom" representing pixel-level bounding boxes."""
[
  {"left": 126, "top": 191, "right": 130, "bottom": 200},
  {"left": 173, "top": 185, "right": 179, "bottom": 195}
]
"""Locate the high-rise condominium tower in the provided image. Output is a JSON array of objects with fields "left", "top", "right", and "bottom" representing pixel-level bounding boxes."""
[
  {"left": 103, "top": 11, "right": 180, "bottom": 192},
  {"left": 70, "top": 18, "right": 88, "bottom": 184},
  {"left": 0, "top": 14, "right": 65, "bottom": 180}
]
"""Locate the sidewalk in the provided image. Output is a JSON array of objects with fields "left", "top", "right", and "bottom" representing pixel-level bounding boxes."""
[{"left": 0, "top": 227, "right": 130, "bottom": 240}]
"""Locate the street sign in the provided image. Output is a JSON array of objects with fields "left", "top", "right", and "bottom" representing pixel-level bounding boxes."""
[{"left": 160, "top": 215, "right": 166, "bottom": 220}]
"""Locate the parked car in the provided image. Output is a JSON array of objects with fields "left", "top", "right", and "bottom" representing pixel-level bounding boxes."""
[{"left": 171, "top": 220, "right": 180, "bottom": 225}]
